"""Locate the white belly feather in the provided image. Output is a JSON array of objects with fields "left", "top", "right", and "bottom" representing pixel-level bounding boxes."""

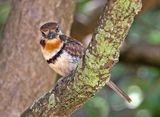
[{"left": 49, "top": 51, "right": 80, "bottom": 76}]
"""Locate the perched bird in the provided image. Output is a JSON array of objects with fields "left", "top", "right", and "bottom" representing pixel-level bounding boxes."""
[
  {"left": 40, "top": 22, "right": 84, "bottom": 76},
  {"left": 40, "top": 22, "right": 131, "bottom": 102}
]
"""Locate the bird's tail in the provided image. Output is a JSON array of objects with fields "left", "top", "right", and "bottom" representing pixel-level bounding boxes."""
[{"left": 106, "top": 80, "right": 132, "bottom": 103}]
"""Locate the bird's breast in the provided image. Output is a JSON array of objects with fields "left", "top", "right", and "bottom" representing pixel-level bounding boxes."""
[
  {"left": 44, "top": 38, "right": 62, "bottom": 52},
  {"left": 49, "top": 51, "right": 81, "bottom": 76},
  {"left": 41, "top": 38, "right": 63, "bottom": 60}
]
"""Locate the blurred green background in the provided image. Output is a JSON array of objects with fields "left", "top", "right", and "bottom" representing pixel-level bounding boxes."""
[
  {"left": 0, "top": 1, "right": 10, "bottom": 38},
  {"left": 1, "top": 0, "right": 160, "bottom": 117}
]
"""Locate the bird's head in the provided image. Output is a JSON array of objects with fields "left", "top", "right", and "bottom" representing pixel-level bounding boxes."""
[
  {"left": 40, "top": 22, "right": 62, "bottom": 39},
  {"left": 40, "top": 22, "right": 63, "bottom": 48}
]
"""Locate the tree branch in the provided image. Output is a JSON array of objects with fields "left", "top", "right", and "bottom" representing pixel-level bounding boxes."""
[
  {"left": 20, "top": 0, "right": 142, "bottom": 116},
  {"left": 120, "top": 43, "right": 160, "bottom": 67}
]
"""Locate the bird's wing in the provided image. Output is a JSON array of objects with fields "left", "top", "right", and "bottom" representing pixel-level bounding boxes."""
[{"left": 59, "top": 35, "right": 85, "bottom": 58}]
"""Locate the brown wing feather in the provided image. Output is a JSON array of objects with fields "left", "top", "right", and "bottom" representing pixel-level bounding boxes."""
[{"left": 59, "top": 35, "right": 85, "bottom": 58}]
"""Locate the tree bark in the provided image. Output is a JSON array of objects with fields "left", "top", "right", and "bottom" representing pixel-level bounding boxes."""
[
  {"left": 0, "top": 0, "right": 10, "bottom": 4},
  {"left": 0, "top": 0, "right": 75, "bottom": 117},
  {"left": 20, "top": 0, "right": 142, "bottom": 117}
]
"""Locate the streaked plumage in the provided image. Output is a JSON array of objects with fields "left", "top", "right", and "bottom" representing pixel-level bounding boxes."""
[{"left": 40, "top": 22, "right": 85, "bottom": 76}]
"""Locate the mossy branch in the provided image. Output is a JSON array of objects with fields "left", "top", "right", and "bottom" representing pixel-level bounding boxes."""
[{"left": 20, "top": 0, "right": 142, "bottom": 117}]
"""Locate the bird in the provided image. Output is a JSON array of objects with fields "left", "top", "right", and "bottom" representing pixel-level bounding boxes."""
[
  {"left": 39, "top": 22, "right": 131, "bottom": 102},
  {"left": 40, "top": 22, "right": 85, "bottom": 76}
]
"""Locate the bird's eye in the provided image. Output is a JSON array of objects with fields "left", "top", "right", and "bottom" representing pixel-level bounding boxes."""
[
  {"left": 41, "top": 32, "right": 46, "bottom": 37},
  {"left": 55, "top": 28, "right": 59, "bottom": 33}
]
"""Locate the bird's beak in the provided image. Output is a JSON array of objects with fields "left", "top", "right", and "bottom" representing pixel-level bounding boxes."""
[{"left": 48, "top": 32, "right": 57, "bottom": 39}]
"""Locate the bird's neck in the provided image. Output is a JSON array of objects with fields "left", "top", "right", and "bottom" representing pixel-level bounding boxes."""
[{"left": 41, "top": 38, "right": 64, "bottom": 60}]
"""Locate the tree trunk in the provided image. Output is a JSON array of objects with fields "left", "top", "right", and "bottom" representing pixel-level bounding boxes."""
[{"left": 0, "top": 0, "right": 75, "bottom": 117}]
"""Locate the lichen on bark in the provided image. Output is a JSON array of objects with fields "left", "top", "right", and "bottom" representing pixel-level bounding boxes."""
[{"left": 20, "top": 0, "right": 142, "bottom": 117}]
